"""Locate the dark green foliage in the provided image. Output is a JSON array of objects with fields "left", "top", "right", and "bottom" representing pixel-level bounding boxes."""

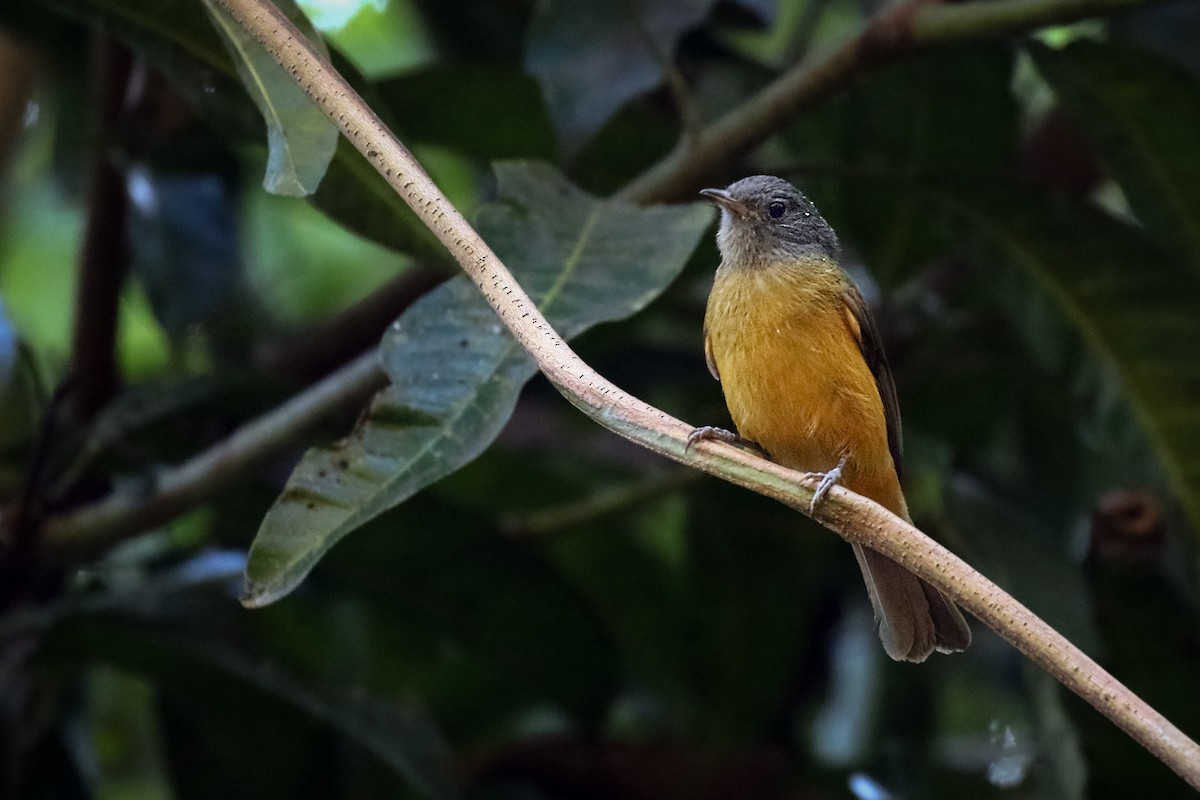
[
  {"left": 2, "top": 0, "right": 1200, "bottom": 798},
  {"left": 243, "top": 162, "right": 710, "bottom": 606},
  {"left": 1031, "top": 38, "right": 1200, "bottom": 269},
  {"left": 525, "top": 0, "right": 715, "bottom": 156}
]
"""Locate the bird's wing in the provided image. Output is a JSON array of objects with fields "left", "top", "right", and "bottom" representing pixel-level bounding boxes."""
[
  {"left": 842, "top": 286, "right": 903, "bottom": 478},
  {"left": 703, "top": 327, "right": 720, "bottom": 381}
]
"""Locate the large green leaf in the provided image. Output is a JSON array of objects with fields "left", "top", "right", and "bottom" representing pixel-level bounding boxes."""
[
  {"left": 1030, "top": 41, "right": 1200, "bottom": 274},
  {"left": 786, "top": 44, "right": 1018, "bottom": 287},
  {"left": 1027, "top": 40, "right": 1200, "bottom": 272},
  {"left": 313, "top": 485, "right": 619, "bottom": 739},
  {"left": 939, "top": 185, "right": 1200, "bottom": 536},
  {"left": 242, "top": 162, "right": 712, "bottom": 607},
  {"left": 310, "top": 136, "right": 444, "bottom": 257},
  {"left": 200, "top": 0, "right": 337, "bottom": 196},
  {"left": 18, "top": 550, "right": 458, "bottom": 799},
  {"left": 525, "top": 0, "right": 715, "bottom": 155},
  {"left": 377, "top": 65, "right": 557, "bottom": 161},
  {"left": 31, "top": 0, "right": 445, "bottom": 258}
]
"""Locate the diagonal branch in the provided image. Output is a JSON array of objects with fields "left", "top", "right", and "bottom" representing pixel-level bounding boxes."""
[{"left": 41, "top": 350, "right": 385, "bottom": 563}]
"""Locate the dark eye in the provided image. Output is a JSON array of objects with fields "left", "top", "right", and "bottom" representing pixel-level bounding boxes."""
[{"left": 768, "top": 200, "right": 786, "bottom": 219}]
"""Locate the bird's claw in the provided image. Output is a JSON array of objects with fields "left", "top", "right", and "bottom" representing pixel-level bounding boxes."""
[
  {"left": 686, "top": 425, "right": 737, "bottom": 449},
  {"left": 686, "top": 426, "right": 770, "bottom": 458},
  {"left": 808, "top": 454, "right": 849, "bottom": 514}
]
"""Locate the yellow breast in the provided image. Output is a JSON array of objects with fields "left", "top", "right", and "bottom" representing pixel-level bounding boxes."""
[{"left": 704, "top": 261, "right": 900, "bottom": 508}]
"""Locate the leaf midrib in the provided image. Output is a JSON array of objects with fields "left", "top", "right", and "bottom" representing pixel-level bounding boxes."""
[
  {"left": 269, "top": 201, "right": 607, "bottom": 583},
  {"left": 946, "top": 195, "right": 1200, "bottom": 532},
  {"left": 204, "top": 3, "right": 290, "bottom": 156},
  {"left": 1056, "top": 49, "right": 1200, "bottom": 270}
]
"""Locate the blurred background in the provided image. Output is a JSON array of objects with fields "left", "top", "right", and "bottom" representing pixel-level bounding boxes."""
[{"left": 1, "top": 0, "right": 1199, "bottom": 797}]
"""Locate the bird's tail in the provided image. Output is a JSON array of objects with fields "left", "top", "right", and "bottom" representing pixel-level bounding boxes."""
[{"left": 852, "top": 543, "right": 971, "bottom": 662}]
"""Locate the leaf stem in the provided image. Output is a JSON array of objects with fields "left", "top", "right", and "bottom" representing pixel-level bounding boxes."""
[{"left": 914, "top": 0, "right": 1150, "bottom": 42}]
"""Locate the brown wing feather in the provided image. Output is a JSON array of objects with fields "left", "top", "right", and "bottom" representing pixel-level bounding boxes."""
[
  {"left": 842, "top": 287, "right": 903, "bottom": 478},
  {"left": 703, "top": 328, "right": 720, "bottom": 381}
]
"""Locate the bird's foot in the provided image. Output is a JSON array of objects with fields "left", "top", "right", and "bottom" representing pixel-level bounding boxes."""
[
  {"left": 807, "top": 453, "right": 849, "bottom": 514},
  {"left": 686, "top": 426, "right": 770, "bottom": 459}
]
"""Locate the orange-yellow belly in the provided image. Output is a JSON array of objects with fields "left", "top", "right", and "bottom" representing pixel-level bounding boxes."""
[{"left": 705, "top": 264, "right": 906, "bottom": 515}]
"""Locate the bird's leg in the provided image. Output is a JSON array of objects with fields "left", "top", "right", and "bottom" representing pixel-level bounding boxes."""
[
  {"left": 808, "top": 452, "right": 850, "bottom": 514},
  {"left": 686, "top": 426, "right": 771, "bottom": 459}
]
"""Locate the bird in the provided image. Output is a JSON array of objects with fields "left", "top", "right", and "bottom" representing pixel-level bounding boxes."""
[{"left": 690, "top": 174, "right": 970, "bottom": 662}]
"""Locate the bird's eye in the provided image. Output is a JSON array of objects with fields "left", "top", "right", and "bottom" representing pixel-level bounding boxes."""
[{"left": 768, "top": 200, "right": 786, "bottom": 219}]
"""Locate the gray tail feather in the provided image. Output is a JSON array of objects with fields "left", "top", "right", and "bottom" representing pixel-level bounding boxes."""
[{"left": 852, "top": 543, "right": 971, "bottom": 662}]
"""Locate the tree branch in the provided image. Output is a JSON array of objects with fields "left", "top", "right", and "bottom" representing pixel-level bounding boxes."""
[
  {"left": 69, "top": 36, "right": 133, "bottom": 420},
  {"left": 40, "top": 350, "right": 385, "bottom": 563}
]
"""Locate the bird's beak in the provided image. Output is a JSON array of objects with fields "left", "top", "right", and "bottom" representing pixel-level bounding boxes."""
[{"left": 700, "top": 188, "right": 746, "bottom": 217}]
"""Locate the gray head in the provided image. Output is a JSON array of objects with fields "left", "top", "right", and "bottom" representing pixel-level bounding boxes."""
[{"left": 700, "top": 175, "right": 840, "bottom": 269}]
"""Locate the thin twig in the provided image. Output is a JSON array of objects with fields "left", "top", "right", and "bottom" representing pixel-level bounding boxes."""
[
  {"left": 40, "top": 349, "right": 385, "bottom": 563},
  {"left": 616, "top": 0, "right": 703, "bottom": 146},
  {"left": 165, "top": 0, "right": 1198, "bottom": 787},
  {"left": 500, "top": 469, "right": 700, "bottom": 537}
]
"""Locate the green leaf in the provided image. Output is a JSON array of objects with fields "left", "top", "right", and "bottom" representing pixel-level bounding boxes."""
[
  {"left": 308, "top": 136, "right": 445, "bottom": 258},
  {"left": 200, "top": 0, "right": 337, "bottom": 196},
  {"left": 242, "top": 161, "right": 712, "bottom": 607},
  {"left": 786, "top": 44, "right": 1018, "bottom": 286},
  {"left": 939, "top": 184, "right": 1200, "bottom": 536},
  {"left": 1030, "top": 40, "right": 1200, "bottom": 273},
  {"left": 525, "top": 0, "right": 714, "bottom": 155},
  {"left": 377, "top": 65, "right": 557, "bottom": 160},
  {"left": 31, "top": 0, "right": 444, "bottom": 257},
  {"left": 27, "top": 551, "right": 459, "bottom": 799},
  {"left": 946, "top": 479, "right": 1099, "bottom": 653},
  {"left": 50, "top": 624, "right": 458, "bottom": 799},
  {"left": 314, "top": 488, "right": 619, "bottom": 738}
]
